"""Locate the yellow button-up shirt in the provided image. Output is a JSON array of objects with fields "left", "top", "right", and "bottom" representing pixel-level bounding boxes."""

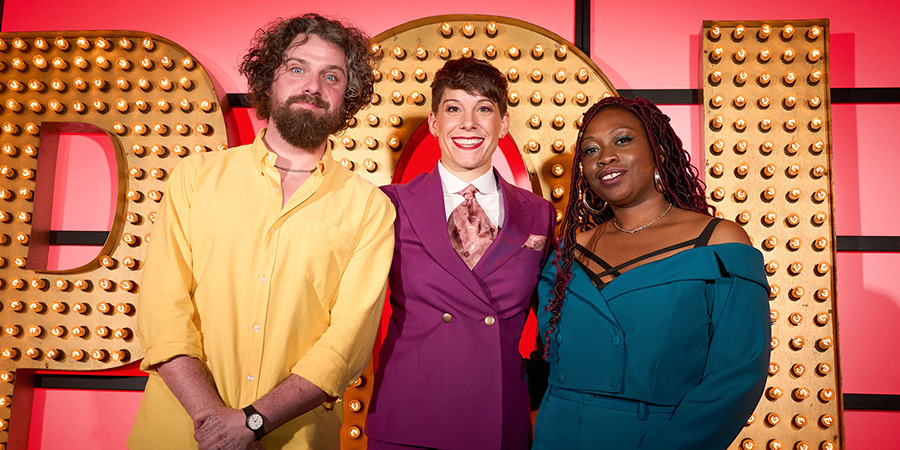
[{"left": 128, "top": 130, "right": 395, "bottom": 449}]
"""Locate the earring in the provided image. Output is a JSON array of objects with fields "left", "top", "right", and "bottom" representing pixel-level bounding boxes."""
[
  {"left": 577, "top": 161, "right": 607, "bottom": 215},
  {"left": 653, "top": 169, "right": 665, "bottom": 194},
  {"left": 582, "top": 193, "right": 604, "bottom": 214},
  {"left": 578, "top": 180, "right": 607, "bottom": 215}
]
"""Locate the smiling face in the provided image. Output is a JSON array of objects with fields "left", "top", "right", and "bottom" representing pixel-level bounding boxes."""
[
  {"left": 428, "top": 89, "right": 510, "bottom": 182},
  {"left": 580, "top": 107, "right": 662, "bottom": 207},
  {"left": 267, "top": 34, "right": 349, "bottom": 149}
]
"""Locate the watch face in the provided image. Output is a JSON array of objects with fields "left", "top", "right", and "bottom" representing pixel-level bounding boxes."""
[{"left": 247, "top": 413, "right": 264, "bottom": 430}]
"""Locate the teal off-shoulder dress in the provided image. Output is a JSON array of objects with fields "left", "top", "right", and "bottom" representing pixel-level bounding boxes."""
[{"left": 534, "top": 219, "right": 771, "bottom": 449}]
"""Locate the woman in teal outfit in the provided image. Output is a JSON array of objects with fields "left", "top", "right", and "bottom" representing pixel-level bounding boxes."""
[{"left": 533, "top": 97, "right": 770, "bottom": 449}]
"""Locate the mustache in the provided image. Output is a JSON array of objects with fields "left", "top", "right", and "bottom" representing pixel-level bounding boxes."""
[{"left": 286, "top": 94, "right": 329, "bottom": 110}]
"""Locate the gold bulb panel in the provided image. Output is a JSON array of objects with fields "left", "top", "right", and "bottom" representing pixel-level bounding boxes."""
[
  {"left": 337, "top": 15, "right": 617, "bottom": 448},
  {"left": 702, "top": 20, "right": 843, "bottom": 450},
  {"left": 0, "top": 31, "right": 229, "bottom": 446}
]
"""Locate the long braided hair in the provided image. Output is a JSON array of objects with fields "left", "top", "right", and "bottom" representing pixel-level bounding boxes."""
[{"left": 542, "top": 96, "right": 714, "bottom": 352}]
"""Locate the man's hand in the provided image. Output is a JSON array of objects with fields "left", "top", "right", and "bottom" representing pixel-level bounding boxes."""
[
  {"left": 193, "top": 407, "right": 256, "bottom": 450},
  {"left": 192, "top": 408, "right": 214, "bottom": 432}
]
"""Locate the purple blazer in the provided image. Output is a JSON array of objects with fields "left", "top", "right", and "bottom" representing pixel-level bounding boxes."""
[{"left": 366, "top": 166, "right": 555, "bottom": 449}]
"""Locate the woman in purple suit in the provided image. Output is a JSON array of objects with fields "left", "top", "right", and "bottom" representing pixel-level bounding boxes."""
[{"left": 365, "top": 58, "right": 556, "bottom": 449}]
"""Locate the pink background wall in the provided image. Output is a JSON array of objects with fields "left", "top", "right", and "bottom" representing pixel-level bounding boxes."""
[{"left": 3, "top": 0, "right": 897, "bottom": 448}]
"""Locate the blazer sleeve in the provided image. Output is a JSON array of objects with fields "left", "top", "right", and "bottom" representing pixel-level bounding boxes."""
[
  {"left": 638, "top": 253, "right": 771, "bottom": 449},
  {"left": 526, "top": 202, "right": 559, "bottom": 406},
  {"left": 540, "top": 201, "right": 556, "bottom": 266},
  {"left": 535, "top": 254, "right": 559, "bottom": 343},
  {"left": 528, "top": 201, "right": 557, "bottom": 342}
]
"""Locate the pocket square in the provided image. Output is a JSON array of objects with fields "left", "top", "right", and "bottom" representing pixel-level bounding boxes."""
[{"left": 523, "top": 234, "right": 547, "bottom": 251}]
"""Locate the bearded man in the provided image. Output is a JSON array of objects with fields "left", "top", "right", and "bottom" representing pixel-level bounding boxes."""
[{"left": 128, "top": 14, "right": 395, "bottom": 450}]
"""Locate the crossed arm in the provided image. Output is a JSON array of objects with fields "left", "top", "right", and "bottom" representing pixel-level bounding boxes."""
[{"left": 157, "top": 356, "right": 330, "bottom": 450}]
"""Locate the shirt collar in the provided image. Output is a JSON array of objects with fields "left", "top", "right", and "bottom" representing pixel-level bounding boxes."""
[
  {"left": 252, "top": 128, "right": 332, "bottom": 176},
  {"left": 437, "top": 161, "right": 498, "bottom": 195}
]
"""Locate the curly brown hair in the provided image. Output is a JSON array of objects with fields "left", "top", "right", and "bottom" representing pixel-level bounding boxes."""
[
  {"left": 239, "top": 14, "right": 376, "bottom": 131},
  {"left": 431, "top": 57, "right": 508, "bottom": 115},
  {"left": 543, "top": 96, "right": 715, "bottom": 353}
]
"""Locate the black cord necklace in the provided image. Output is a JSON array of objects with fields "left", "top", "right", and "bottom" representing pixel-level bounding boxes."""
[{"left": 274, "top": 164, "right": 316, "bottom": 173}]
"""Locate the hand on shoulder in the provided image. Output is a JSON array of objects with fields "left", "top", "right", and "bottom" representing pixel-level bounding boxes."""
[{"left": 708, "top": 218, "right": 752, "bottom": 246}]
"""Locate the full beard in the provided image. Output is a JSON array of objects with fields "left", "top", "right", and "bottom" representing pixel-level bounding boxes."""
[{"left": 270, "top": 94, "right": 344, "bottom": 150}]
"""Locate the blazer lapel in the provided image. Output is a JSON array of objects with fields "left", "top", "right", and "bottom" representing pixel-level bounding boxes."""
[
  {"left": 400, "top": 168, "right": 489, "bottom": 299},
  {"left": 569, "top": 263, "right": 622, "bottom": 329},
  {"left": 473, "top": 173, "right": 534, "bottom": 279}
]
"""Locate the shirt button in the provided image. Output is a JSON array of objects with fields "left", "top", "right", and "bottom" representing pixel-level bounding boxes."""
[
  {"left": 246, "top": 375, "right": 254, "bottom": 381},
  {"left": 266, "top": 154, "right": 274, "bottom": 161},
  {"left": 259, "top": 276, "right": 266, "bottom": 283},
  {"left": 483, "top": 316, "right": 495, "bottom": 326},
  {"left": 269, "top": 228, "right": 276, "bottom": 235},
  {"left": 611, "top": 336, "right": 621, "bottom": 346},
  {"left": 442, "top": 313, "right": 452, "bottom": 323},
  {"left": 252, "top": 325, "right": 260, "bottom": 332}
]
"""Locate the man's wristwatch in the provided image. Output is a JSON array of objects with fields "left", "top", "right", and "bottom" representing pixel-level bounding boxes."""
[{"left": 242, "top": 404, "right": 266, "bottom": 440}]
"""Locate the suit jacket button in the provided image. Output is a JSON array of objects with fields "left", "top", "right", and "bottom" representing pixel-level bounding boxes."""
[
  {"left": 442, "top": 313, "right": 452, "bottom": 323},
  {"left": 558, "top": 371, "right": 566, "bottom": 383},
  {"left": 609, "top": 376, "right": 620, "bottom": 387},
  {"left": 484, "top": 316, "right": 495, "bottom": 326}
]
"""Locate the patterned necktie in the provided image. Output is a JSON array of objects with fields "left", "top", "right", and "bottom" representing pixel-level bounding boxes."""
[{"left": 448, "top": 184, "right": 498, "bottom": 269}]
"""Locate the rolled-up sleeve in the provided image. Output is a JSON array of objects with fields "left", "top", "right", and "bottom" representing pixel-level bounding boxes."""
[
  {"left": 290, "top": 189, "right": 396, "bottom": 397},
  {"left": 137, "top": 156, "right": 203, "bottom": 371}
]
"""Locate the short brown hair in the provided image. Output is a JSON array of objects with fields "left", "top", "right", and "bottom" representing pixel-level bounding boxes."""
[
  {"left": 430, "top": 58, "right": 508, "bottom": 115},
  {"left": 239, "top": 14, "right": 376, "bottom": 131}
]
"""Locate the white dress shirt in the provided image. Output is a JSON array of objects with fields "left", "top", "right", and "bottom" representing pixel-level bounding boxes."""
[{"left": 438, "top": 161, "right": 505, "bottom": 229}]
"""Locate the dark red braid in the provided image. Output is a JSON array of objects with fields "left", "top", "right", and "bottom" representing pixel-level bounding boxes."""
[{"left": 542, "top": 96, "right": 715, "bottom": 354}]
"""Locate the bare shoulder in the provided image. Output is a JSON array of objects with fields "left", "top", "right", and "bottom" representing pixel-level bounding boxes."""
[
  {"left": 574, "top": 224, "right": 602, "bottom": 246},
  {"left": 673, "top": 209, "right": 751, "bottom": 246},
  {"left": 708, "top": 218, "right": 752, "bottom": 246}
]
